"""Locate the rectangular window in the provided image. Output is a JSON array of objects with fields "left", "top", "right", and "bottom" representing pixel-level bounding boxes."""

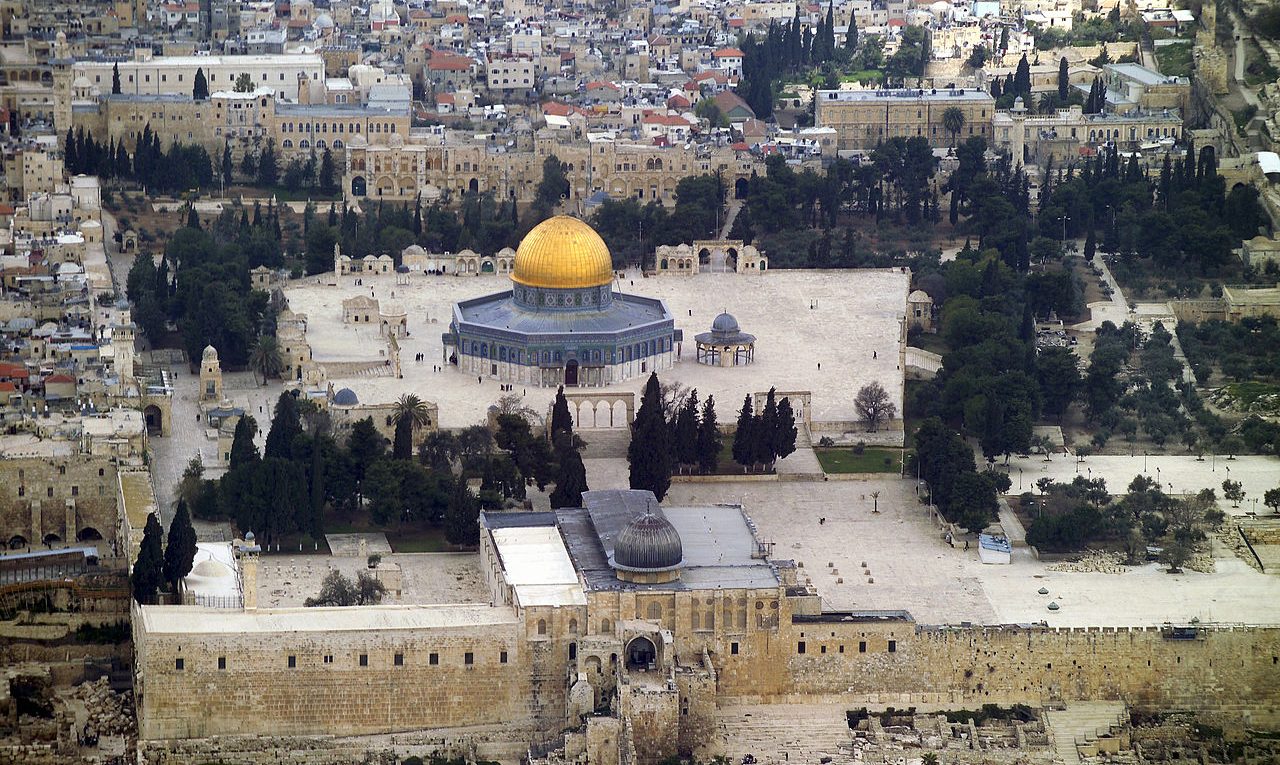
[
  {"left": 359, "top": 654, "right": 368, "bottom": 666},
  {"left": 288, "top": 655, "right": 296, "bottom": 668},
  {"left": 797, "top": 641, "right": 806, "bottom": 655},
  {"left": 394, "top": 653, "right": 404, "bottom": 666},
  {"left": 859, "top": 641, "right": 866, "bottom": 653},
  {"left": 888, "top": 640, "right": 897, "bottom": 653},
  {"left": 731, "top": 642, "right": 739, "bottom": 655},
  {"left": 429, "top": 652, "right": 439, "bottom": 665},
  {"left": 175, "top": 658, "right": 184, "bottom": 670},
  {"left": 71, "top": 486, "right": 78, "bottom": 496},
  {"left": 500, "top": 651, "right": 508, "bottom": 664},
  {"left": 464, "top": 652, "right": 474, "bottom": 665},
  {"left": 218, "top": 657, "right": 226, "bottom": 670},
  {"left": 324, "top": 655, "right": 333, "bottom": 664}
]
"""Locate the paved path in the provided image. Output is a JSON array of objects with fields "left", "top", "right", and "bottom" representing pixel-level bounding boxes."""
[
  {"left": 1074, "top": 254, "right": 1129, "bottom": 332},
  {"left": 719, "top": 199, "right": 743, "bottom": 240},
  {"left": 999, "top": 453, "right": 1280, "bottom": 516}
]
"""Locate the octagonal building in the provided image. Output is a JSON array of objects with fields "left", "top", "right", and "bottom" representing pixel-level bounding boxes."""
[{"left": 444, "top": 216, "right": 680, "bottom": 387}]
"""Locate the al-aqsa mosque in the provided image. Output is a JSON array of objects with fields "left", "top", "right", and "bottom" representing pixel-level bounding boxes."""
[{"left": 444, "top": 216, "right": 680, "bottom": 387}]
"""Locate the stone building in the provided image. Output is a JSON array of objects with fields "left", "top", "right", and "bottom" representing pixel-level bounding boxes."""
[
  {"left": 342, "top": 133, "right": 757, "bottom": 206},
  {"left": 815, "top": 87, "right": 996, "bottom": 150},
  {"left": 991, "top": 100, "right": 1182, "bottom": 166},
  {"left": 445, "top": 216, "right": 680, "bottom": 387},
  {"left": 1, "top": 454, "right": 120, "bottom": 552},
  {"left": 132, "top": 488, "right": 1280, "bottom": 761},
  {"left": 198, "top": 344, "right": 223, "bottom": 403}
]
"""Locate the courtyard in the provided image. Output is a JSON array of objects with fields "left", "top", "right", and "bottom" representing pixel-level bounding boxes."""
[{"left": 282, "top": 266, "right": 909, "bottom": 432}]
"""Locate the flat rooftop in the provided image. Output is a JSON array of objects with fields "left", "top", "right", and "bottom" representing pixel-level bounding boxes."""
[
  {"left": 816, "top": 87, "right": 995, "bottom": 103},
  {"left": 283, "top": 267, "right": 908, "bottom": 429},
  {"left": 455, "top": 290, "right": 672, "bottom": 338},
  {"left": 490, "top": 525, "right": 587, "bottom": 607},
  {"left": 254, "top": 552, "right": 489, "bottom": 608},
  {"left": 139, "top": 602, "right": 516, "bottom": 634}
]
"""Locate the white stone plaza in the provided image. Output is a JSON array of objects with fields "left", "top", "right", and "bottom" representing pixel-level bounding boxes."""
[{"left": 282, "top": 265, "right": 910, "bottom": 433}]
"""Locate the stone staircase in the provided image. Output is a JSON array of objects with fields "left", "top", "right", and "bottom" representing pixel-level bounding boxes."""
[
  {"left": 720, "top": 199, "right": 744, "bottom": 240},
  {"left": 713, "top": 704, "right": 855, "bottom": 765},
  {"left": 1044, "top": 702, "right": 1127, "bottom": 765},
  {"left": 578, "top": 428, "right": 631, "bottom": 459}
]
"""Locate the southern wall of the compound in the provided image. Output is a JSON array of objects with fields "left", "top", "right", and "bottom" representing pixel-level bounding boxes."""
[{"left": 135, "top": 614, "right": 537, "bottom": 740}]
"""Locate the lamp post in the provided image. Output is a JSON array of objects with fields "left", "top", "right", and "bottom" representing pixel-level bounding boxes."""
[
  {"left": 1018, "top": 467, "right": 1023, "bottom": 491},
  {"left": 1058, "top": 215, "right": 1070, "bottom": 242}
]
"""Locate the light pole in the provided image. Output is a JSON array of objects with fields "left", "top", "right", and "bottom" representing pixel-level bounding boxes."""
[
  {"left": 1058, "top": 215, "right": 1070, "bottom": 242},
  {"left": 1018, "top": 467, "right": 1023, "bottom": 491}
]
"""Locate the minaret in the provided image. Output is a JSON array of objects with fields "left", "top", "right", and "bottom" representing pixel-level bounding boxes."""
[
  {"left": 1010, "top": 96, "right": 1028, "bottom": 166},
  {"left": 199, "top": 345, "right": 223, "bottom": 402},
  {"left": 241, "top": 531, "right": 259, "bottom": 610}
]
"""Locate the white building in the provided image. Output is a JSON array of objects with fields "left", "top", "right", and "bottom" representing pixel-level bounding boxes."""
[{"left": 74, "top": 52, "right": 326, "bottom": 102}]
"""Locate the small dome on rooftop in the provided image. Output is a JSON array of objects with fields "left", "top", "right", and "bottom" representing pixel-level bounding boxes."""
[
  {"left": 333, "top": 387, "right": 359, "bottom": 406},
  {"left": 614, "top": 512, "right": 682, "bottom": 572}
]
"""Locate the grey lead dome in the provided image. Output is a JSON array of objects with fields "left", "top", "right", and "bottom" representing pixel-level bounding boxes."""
[{"left": 613, "top": 512, "right": 683, "bottom": 571}]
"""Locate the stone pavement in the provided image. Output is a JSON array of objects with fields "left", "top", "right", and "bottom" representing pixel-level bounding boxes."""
[
  {"left": 997, "top": 453, "right": 1280, "bottom": 517},
  {"left": 283, "top": 268, "right": 910, "bottom": 432}
]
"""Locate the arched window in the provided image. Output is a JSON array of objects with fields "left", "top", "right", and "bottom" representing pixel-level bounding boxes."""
[
  {"left": 647, "top": 602, "right": 662, "bottom": 620},
  {"left": 568, "top": 618, "right": 578, "bottom": 634},
  {"left": 537, "top": 619, "right": 547, "bottom": 635},
  {"left": 600, "top": 618, "right": 612, "bottom": 634},
  {"left": 282, "top": 139, "right": 294, "bottom": 148}
]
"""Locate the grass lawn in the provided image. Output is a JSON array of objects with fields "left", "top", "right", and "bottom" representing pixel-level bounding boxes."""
[
  {"left": 815, "top": 447, "right": 906, "bottom": 474},
  {"left": 910, "top": 332, "right": 949, "bottom": 356},
  {"left": 1154, "top": 43, "right": 1192, "bottom": 78}
]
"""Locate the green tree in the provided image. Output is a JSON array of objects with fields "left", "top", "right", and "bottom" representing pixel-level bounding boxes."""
[
  {"left": 185, "top": 204, "right": 200, "bottom": 230},
  {"left": 950, "top": 471, "right": 999, "bottom": 533},
  {"left": 318, "top": 147, "right": 336, "bottom": 195},
  {"left": 775, "top": 397, "right": 797, "bottom": 461},
  {"left": 549, "top": 432, "right": 589, "bottom": 509},
  {"left": 221, "top": 143, "right": 233, "bottom": 186},
  {"left": 845, "top": 11, "right": 858, "bottom": 52},
  {"left": 130, "top": 513, "right": 164, "bottom": 605},
  {"left": 304, "top": 570, "right": 385, "bottom": 606},
  {"left": 732, "top": 394, "right": 756, "bottom": 469},
  {"left": 855, "top": 381, "right": 896, "bottom": 432},
  {"left": 1222, "top": 479, "right": 1245, "bottom": 507},
  {"left": 112, "top": 62, "right": 122, "bottom": 95},
  {"left": 265, "top": 392, "right": 303, "bottom": 461},
  {"left": 941, "top": 106, "right": 966, "bottom": 145},
  {"left": 193, "top": 67, "right": 209, "bottom": 100},
  {"left": 1264, "top": 487, "right": 1280, "bottom": 514},
  {"left": 1057, "top": 56, "right": 1069, "bottom": 101},
  {"left": 673, "top": 389, "right": 700, "bottom": 470},
  {"left": 444, "top": 478, "right": 480, "bottom": 546},
  {"left": 162, "top": 499, "right": 198, "bottom": 593},
  {"left": 248, "top": 335, "right": 285, "bottom": 385},
  {"left": 1036, "top": 346, "right": 1080, "bottom": 420},
  {"left": 696, "top": 395, "right": 721, "bottom": 474},
  {"left": 256, "top": 140, "right": 278, "bottom": 187},
  {"left": 1013, "top": 54, "right": 1031, "bottom": 96},
  {"left": 391, "top": 394, "right": 431, "bottom": 460},
  {"left": 628, "top": 373, "right": 673, "bottom": 500},
  {"left": 228, "top": 415, "right": 259, "bottom": 469},
  {"left": 758, "top": 388, "right": 781, "bottom": 467},
  {"left": 534, "top": 154, "right": 570, "bottom": 213},
  {"left": 234, "top": 72, "right": 254, "bottom": 92},
  {"left": 550, "top": 386, "right": 574, "bottom": 440}
]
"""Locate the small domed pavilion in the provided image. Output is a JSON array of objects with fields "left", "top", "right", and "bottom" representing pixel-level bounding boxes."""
[{"left": 694, "top": 312, "right": 756, "bottom": 367}]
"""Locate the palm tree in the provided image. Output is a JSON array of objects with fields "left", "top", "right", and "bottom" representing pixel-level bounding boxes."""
[
  {"left": 922, "top": 753, "right": 940, "bottom": 765},
  {"left": 248, "top": 335, "right": 285, "bottom": 386},
  {"left": 941, "top": 106, "right": 965, "bottom": 145},
  {"left": 392, "top": 393, "right": 432, "bottom": 431}
]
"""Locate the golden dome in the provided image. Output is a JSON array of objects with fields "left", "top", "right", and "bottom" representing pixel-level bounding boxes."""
[{"left": 512, "top": 215, "right": 614, "bottom": 290}]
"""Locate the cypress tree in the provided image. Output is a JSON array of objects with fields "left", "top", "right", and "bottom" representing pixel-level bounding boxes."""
[
  {"left": 845, "top": 11, "right": 858, "bottom": 52},
  {"left": 551, "top": 385, "right": 573, "bottom": 439},
  {"left": 673, "top": 389, "right": 700, "bottom": 470},
  {"left": 732, "top": 394, "right": 755, "bottom": 469},
  {"left": 228, "top": 414, "right": 259, "bottom": 469},
  {"left": 549, "top": 432, "right": 589, "bottom": 509},
  {"left": 393, "top": 416, "right": 413, "bottom": 460},
  {"left": 627, "top": 373, "right": 672, "bottom": 500},
  {"left": 264, "top": 392, "right": 302, "bottom": 461},
  {"left": 163, "top": 499, "right": 198, "bottom": 594},
  {"left": 758, "top": 387, "right": 780, "bottom": 467},
  {"left": 131, "top": 513, "right": 164, "bottom": 605},
  {"left": 193, "top": 67, "right": 209, "bottom": 100},
  {"left": 444, "top": 477, "right": 479, "bottom": 546},
  {"left": 112, "top": 62, "right": 122, "bottom": 95},
  {"left": 1084, "top": 226, "right": 1097, "bottom": 260},
  {"left": 1057, "top": 56, "right": 1069, "bottom": 102},
  {"left": 775, "top": 397, "right": 797, "bottom": 461},
  {"left": 990, "top": 77, "right": 1002, "bottom": 99},
  {"left": 1013, "top": 54, "right": 1031, "bottom": 97},
  {"left": 64, "top": 128, "right": 78, "bottom": 174},
  {"left": 329, "top": 202, "right": 339, "bottom": 227},
  {"left": 696, "top": 395, "right": 721, "bottom": 475},
  {"left": 186, "top": 204, "right": 200, "bottom": 229}
]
